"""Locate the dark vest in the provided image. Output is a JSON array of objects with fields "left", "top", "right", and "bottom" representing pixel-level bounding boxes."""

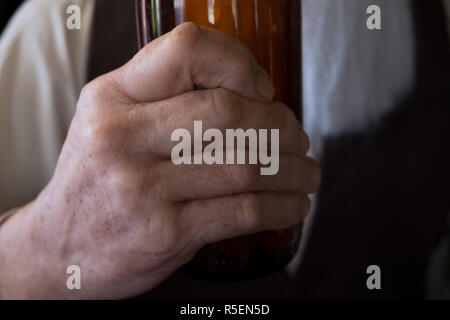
[
  {"left": 87, "top": 0, "right": 138, "bottom": 82},
  {"left": 87, "top": 0, "right": 450, "bottom": 299}
]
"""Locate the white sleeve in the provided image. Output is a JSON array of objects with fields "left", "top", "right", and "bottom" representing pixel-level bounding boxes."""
[{"left": 0, "top": 0, "right": 94, "bottom": 212}]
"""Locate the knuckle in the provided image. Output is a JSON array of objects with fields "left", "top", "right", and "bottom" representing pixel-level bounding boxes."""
[
  {"left": 88, "top": 115, "right": 124, "bottom": 148},
  {"left": 148, "top": 211, "right": 182, "bottom": 255},
  {"left": 240, "top": 194, "right": 264, "bottom": 231},
  {"left": 227, "top": 39, "right": 257, "bottom": 75},
  {"left": 234, "top": 48, "right": 257, "bottom": 78},
  {"left": 273, "top": 102, "right": 307, "bottom": 153},
  {"left": 149, "top": 168, "right": 170, "bottom": 200},
  {"left": 307, "top": 158, "right": 322, "bottom": 191},
  {"left": 277, "top": 102, "right": 298, "bottom": 128},
  {"left": 232, "top": 164, "right": 259, "bottom": 191},
  {"left": 279, "top": 195, "right": 309, "bottom": 229},
  {"left": 300, "top": 130, "right": 311, "bottom": 154},
  {"left": 77, "top": 81, "right": 129, "bottom": 153},
  {"left": 78, "top": 82, "right": 97, "bottom": 106},
  {"left": 171, "top": 22, "right": 202, "bottom": 51},
  {"left": 107, "top": 165, "right": 143, "bottom": 197},
  {"left": 210, "top": 88, "right": 243, "bottom": 127},
  {"left": 78, "top": 77, "right": 108, "bottom": 111}
]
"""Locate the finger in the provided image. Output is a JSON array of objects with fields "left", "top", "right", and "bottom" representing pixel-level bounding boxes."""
[
  {"left": 104, "top": 22, "right": 275, "bottom": 103},
  {"left": 182, "top": 192, "right": 311, "bottom": 246},
  {"left": 159, "top": 155, "right": 321, "bottom": 202},
  {"left": 128, "top": 88, "right": 309, "bottom": 157}
]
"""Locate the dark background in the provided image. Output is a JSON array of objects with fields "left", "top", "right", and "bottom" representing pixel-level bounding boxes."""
[{"left": 0, "top": 0, "right": 25, "bottom": 34}]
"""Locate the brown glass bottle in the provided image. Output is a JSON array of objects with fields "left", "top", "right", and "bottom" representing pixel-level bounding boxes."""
[{"left": 136, "top": 0, "right": 302, "bottom": 281}]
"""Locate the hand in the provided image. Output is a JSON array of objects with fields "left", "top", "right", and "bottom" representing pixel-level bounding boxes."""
[{"left": 0, "top": 23, "right": 321, "bottom": 299}]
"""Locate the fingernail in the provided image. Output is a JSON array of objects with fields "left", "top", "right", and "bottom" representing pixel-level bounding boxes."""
[{"left": 255, "top": 68, "right": 275, "bottom": 101}]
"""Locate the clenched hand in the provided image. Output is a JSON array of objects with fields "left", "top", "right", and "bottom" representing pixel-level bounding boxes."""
[{"left": 0, "top": 23, "right": 321, "bottom": 299}]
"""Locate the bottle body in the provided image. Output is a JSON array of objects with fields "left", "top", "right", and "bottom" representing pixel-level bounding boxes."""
[{"left": 137, "top": 0, "right": 302, "bottom": 281}]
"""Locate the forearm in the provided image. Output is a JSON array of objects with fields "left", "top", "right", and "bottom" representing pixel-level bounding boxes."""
[{"left": 0, "top": 201, "right": 74, "bottom": 299}]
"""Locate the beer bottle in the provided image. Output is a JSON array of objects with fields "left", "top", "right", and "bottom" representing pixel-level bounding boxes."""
[{"left": 137, "top": 0, "right": 302, "bottom": 281}]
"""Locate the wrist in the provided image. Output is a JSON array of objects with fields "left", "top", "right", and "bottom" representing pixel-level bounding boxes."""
[{"left": 0, "top": 200, "right": 75, "bottom": 299}]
